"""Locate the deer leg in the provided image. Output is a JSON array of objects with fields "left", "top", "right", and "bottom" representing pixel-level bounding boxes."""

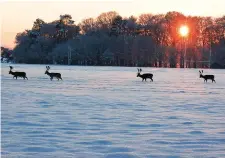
[
  {"left": 145, "top": 78, "right": 147, "bottom": 81},
  {"left": 151, "top": 78, "right": 153, "bottom": 82},
  {"left": 142, "top": 78, "right": 144, "bottom": 82},
  {"left": 50, "top": 77, "right": 53, "bottom": 81}
]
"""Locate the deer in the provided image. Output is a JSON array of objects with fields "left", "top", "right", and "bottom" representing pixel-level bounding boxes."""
[
  {"left": 9, "top": 66, "right": 28, "bottom": 80},
  {"left": 45, "top": 66, "right": 62, "bottom": 81},
  {"left": 137, "top": 68, "right": 153, "bottom": 82},
  {"left": 199, "top": 70, "right": 216, "bottom": 83}
]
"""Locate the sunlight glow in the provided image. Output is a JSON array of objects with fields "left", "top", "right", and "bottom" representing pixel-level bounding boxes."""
[{"left": 179, "top": 25, "right": 189, "bottom": 37}]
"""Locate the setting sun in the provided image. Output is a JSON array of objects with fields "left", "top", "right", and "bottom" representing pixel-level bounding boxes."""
[{"left": 179, "top": 25, "right": 189, "bottom": 37}]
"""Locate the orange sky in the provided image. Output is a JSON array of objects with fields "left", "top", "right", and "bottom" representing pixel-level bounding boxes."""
[{"left": 1, "top": 0, "right": 225, "bottom": 49}]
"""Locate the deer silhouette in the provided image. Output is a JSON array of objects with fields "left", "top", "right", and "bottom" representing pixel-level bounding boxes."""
[
  {"left": 137, "top": 68, "right": 153, "bottom": 82},
  {"left": 199, "top": 70, "right": 216, "bottom": 83},
  {"left": 9, "top": 66, "right": 28, "bottom": 80},
  {"left": 45, "top": 66, "right": 62, "bottom": 81}
]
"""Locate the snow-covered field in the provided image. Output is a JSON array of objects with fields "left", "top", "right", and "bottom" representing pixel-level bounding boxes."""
[{"left": 1, "top": 64, "right": 225, "bottom": 158}]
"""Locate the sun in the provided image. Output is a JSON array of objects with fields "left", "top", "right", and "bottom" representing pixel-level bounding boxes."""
[{"left": 179, "top": 25, "right": 189, "bottom": 37}]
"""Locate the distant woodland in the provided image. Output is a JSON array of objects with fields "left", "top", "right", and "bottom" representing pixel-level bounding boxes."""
[{"left": 1, "top": 11, "right": 225, "bottom": 68}]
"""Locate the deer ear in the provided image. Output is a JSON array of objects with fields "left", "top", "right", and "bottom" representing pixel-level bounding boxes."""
[
  {"left": 202, "top": 70, "right": 203, "bottom": 73},
  {"left": 199, "top": 70, "right": 201, "bottom": 73}
]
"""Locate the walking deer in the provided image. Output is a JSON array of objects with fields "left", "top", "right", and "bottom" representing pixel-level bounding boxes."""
[
  {"left": 9, "top": 66, "right": 28, "bottom": 80},
  {"left": 45, "top": 66, "right": 62, "bottom": 81},
  {"left": 137, "top": 68, "right": 153, "bottom": 82},
  {"left": 199, "top": 70, "right": 216, "bottom": 83}
]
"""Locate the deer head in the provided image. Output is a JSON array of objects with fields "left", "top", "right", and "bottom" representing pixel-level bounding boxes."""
[
  {"left": 45, "top": 66, "right": 50, "bottom": 74},
  {"left": 9, "top": 66, "right": 13, "bottom": 74},
  {"left": 137, "top": 68, "right": 142, "bottom": 77},
  {"left": 199, "top": 70, "right": 204, "bottom": 78}
]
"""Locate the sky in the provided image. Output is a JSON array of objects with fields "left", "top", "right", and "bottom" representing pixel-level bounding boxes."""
[{"left": 1, "top": 0, "right": 225, "bottom": 49}]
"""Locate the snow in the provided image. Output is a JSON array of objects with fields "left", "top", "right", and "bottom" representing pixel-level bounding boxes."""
[{"left": 1, "top": 63, "right": 225, "bottom": 158}]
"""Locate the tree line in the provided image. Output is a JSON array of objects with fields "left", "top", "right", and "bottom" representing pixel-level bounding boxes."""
[{"left": 2, "top": 11, "right": 225, "bottom": 68}]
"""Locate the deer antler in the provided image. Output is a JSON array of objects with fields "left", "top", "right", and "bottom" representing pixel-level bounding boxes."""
[
  {"left": 46, "top": 66, "right": 50, "bottom": 70},
  {"left": 137, "top": 68, "right": 142, "bottom": 73}
]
